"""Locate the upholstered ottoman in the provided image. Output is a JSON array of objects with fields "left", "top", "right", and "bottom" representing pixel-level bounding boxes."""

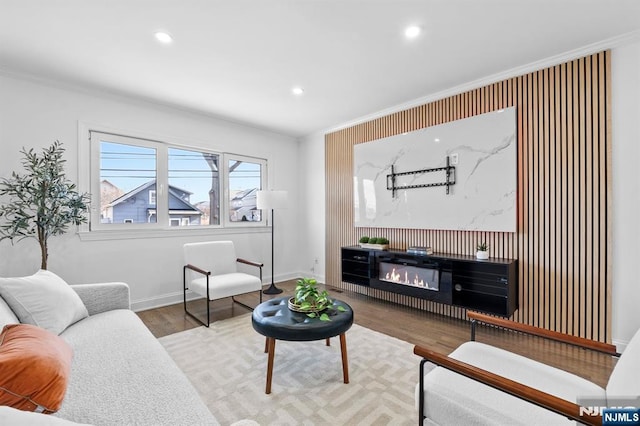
[{"left": 251, "top": 296, "right": 354, "bottom": 393}]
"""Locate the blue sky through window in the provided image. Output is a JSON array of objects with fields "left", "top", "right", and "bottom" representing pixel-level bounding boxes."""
[
  {"left": 100, "top": 142, "right": 261, "bottom": 205},
  {"left": 100, "top": 141, "right": 156, "bottom": 193},
  {"left": 168, "top": 147, "right": 216, "bottom": 204}
]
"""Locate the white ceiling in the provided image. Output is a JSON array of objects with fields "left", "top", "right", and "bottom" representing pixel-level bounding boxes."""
[{"left": 1, "top": 1, "right": 640, "bottom": 137}]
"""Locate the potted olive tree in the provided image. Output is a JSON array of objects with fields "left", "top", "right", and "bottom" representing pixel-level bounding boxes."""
[{"left": 0, "top": 141, "right": 90, "bottom": 270}]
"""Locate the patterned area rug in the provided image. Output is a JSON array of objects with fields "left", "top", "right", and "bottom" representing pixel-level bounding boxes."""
[{"left": 159, "top": 314, "right": 417, "bottom": 425}]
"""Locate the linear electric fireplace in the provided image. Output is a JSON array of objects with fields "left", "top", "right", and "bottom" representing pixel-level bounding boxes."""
[
  {"left": 342, "top": 246, "right": 517, "bottom": 316},
  {"left": 372, "top": 253, "right": 452, "bottom": 304},
  {"left": 379, "top": 262, "right": 439, "bottom": 291}
]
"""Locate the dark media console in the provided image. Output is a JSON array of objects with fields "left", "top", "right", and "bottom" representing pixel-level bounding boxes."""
[{"left": 341, "top": 246, "right": 518, "bottom": 317}]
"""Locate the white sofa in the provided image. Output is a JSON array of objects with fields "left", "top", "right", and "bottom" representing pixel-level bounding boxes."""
[
  {"left": 0, "top": 281, "right": 219, "bottom": 425},
  {"left": 415, "top": 312, "right": 640, "bottom": 425}
]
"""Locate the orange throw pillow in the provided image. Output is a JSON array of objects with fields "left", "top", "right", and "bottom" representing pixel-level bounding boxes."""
[{"left": 0, "top": 324, "right": 73, "bottom": 413}]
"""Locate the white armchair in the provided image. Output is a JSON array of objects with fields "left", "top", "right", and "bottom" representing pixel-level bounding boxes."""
[
  {"left": 414, "top": 312, "right": 639, "bottom": 426},
  {"left": 183, "top": 241, "right": 263, "bottom": 326}
]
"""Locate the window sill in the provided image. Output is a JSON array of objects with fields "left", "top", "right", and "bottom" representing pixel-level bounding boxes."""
[{"left": 78, "top": 226, "right": 271, "bottom": 242}]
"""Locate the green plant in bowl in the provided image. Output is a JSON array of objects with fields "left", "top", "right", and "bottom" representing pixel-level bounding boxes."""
[
  {"left": 359, "top": 236, "right": 370, "bottom": 243},
  {"left": 289, "top": 278, "right": 346, "bottom": 321}
]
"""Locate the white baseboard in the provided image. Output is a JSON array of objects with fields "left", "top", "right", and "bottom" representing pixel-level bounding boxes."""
[
  {"left": 130, "top": 272, "right": 304, "bottom": 312},
  {"left": 293, "top": 271, "right": 326, "bottom": 284},
  {"left": 613, "top": 338, "right": 629, "bottom": 354},
  {"left": 131, "top": 291, "right": 192, "bottom": 312}
]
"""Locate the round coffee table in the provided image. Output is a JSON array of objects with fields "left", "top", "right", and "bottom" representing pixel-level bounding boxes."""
[{"left": 251, "top": 296, "right": 354, "bottom": 394}]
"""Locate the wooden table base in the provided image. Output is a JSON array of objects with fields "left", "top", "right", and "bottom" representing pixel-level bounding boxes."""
[
  {"left": 339, "top": 333, "right": 349, "bottom": 384},
  {"left": 263, "top": 334, "right": 349, "bottom": 394},
  {"left": 265, "top": 337, "right": 276, "bottom": 394}
]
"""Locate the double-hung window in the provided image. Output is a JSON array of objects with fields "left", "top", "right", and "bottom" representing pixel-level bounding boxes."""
[{"left": 88, "top": 131, "right": 266, "bottom": 231}]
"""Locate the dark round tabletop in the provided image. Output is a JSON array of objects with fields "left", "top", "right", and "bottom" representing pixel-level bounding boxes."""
[{"left": 252, "top": 296, "right": 354, "bottom": 341}]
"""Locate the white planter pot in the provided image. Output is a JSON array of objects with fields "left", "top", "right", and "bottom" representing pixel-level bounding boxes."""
[{"left": 476, "top": 250, "right": 489, "bottom": 260}]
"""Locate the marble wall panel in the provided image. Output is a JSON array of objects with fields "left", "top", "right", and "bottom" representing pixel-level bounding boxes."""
[{"left": 354, "top": 107, "right": 516, "bottom": 231}]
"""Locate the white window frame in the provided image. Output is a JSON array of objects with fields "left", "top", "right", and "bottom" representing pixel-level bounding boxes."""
[
  {"left": 80, "top": 125, "right": 268, "bottom": 237},
  {"left": 149, "top": 190, "right": 156, "bottom": 206},
  {"left": 223, "top": 153, "right": 267, "bottom": 228},
  {"left": 89, "top": 131, "right": 166, "bottom": 231}
]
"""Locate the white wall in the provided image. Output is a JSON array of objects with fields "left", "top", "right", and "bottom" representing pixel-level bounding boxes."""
[
  {"left": 0, "top": 74, "right": 300, "bottom": 310},
  {"left": 3, "top": 40, "right": 637, "bottom": 345},
  {"left": 298, "top": 131, "right": 326, "bottom": 282},
  {"left": 298, "top": 41, "right": 640, "bottom": 349},
  {"left": 611, "top": 40, "right": 640, "bottom": 349}
]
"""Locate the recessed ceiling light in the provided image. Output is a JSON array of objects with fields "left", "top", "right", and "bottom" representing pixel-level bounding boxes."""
[
  {"left": 405, "top": 25, "right": 421, "bottom": 39},
  {"left": 292, "top": 86, "right": 304, "bottom": 96},
  {"left": 154, "top": 31, "right": 173, "bottom": 44}
]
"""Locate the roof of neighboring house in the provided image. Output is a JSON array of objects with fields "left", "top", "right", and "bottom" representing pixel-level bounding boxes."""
[
  {"left": 100, "top": 179, "right": 125, "bottom": 208},
  {"left": 231, "top": 187, "right": 258, "bottom": 200},
  {"left": 108, "top": 180, "right": 154, "bottom": 206},
  {"left": 101, "top": 179, "right": 120, "bottom": 189},
  {"left": 167, "top": 187, "right": 200, "bottom": 211},
  {"left": 109, "top": 180, "right": 200, "bottom": 212}
]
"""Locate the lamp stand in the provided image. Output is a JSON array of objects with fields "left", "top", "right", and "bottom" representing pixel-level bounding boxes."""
[{"left": 263, "top": 208, "right": 283, "bottom": 294}]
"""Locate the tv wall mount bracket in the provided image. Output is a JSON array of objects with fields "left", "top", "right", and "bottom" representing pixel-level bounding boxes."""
[{"left": 386, "top": 156, "right": 456, "bottom": 197}]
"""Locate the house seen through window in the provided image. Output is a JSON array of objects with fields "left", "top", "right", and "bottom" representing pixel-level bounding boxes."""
[
  {"left": 99, "top": 141, "right": 157, "bottom": 225},
  {"left": 228, "top": 158, "right": 263, "bottom": 223}
]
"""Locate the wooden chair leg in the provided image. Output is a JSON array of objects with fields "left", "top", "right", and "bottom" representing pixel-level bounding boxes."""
[
  {"left": 339, "top": 333, "right": 349, "bottom": 384},
  {"left": 326, "top": 337, "right": 330, "bottom": 346},
  {"left": 266, "top": 337, "right": 276, "bottom": 394},
  {"left": 264, "top": 337, "right": 269, "bottom": 353}
]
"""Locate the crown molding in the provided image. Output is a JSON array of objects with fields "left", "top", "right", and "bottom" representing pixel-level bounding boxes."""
[
  {"left": 320, "top": 30, "right": 640, "bottom": 137},
  {"left": 0, "top": 66, "right": 293, "bottom": 139}
]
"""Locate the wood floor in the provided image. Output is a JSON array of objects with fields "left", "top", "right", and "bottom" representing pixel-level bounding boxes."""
[{"left": 136, "top": 279, "right": 616, "bottom": 388}]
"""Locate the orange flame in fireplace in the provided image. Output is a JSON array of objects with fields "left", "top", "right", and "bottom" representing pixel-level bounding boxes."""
[{"left": 384, "top": 268, "right": 427, "bottom": 287}]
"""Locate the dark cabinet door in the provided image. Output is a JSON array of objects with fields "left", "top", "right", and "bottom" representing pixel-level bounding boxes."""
[
  {"left": 452, "top": 261, "right": 517, "bottom": 316},
  {"left": 341, "top": 247, "right": 374, "bottom": 286}
]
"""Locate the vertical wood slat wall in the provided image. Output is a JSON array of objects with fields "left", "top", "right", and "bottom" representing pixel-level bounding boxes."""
[{"left": 325, "top": 51, "right": 611, "bottom": 343}]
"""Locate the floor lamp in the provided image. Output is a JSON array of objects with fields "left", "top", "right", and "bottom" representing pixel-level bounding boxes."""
[{"left": 257, "top": 190, "right": 288, "bottom": 294}]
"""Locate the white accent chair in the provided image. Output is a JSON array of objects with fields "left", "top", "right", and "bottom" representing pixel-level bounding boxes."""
[
  {"left": 183, "top": 241, "right": 263, "bottom": 327},
  {"left": 415, "top": 311, "right": 640, "bottom": 426}
]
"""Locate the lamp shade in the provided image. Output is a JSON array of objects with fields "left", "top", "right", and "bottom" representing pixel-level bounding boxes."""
[{"left": 256, "top": 190, "right": 288, "bottom": 210}]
